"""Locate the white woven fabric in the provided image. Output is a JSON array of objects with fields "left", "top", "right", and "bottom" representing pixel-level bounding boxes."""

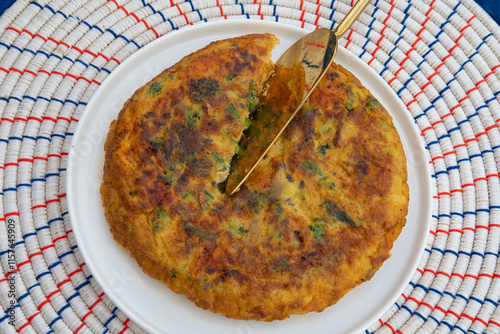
[{"left": 0, "top": 0, "right": 499, "bottom": 333}]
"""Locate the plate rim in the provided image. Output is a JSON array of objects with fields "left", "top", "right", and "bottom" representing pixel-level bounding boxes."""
[{"left": 67, "top": 19, "right": 432, "bottom": 334}]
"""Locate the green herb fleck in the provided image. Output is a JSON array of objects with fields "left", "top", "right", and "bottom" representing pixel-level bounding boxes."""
[
  {"left": 162, "top": 171, "right": 175, "bottom": 184},
  {"left": 204, "top": 190, "right": 215, "bottom": 200},
  {"left": 323, "top": 201, "right": 357, "bottom": 227},
  {"left": 317, "top": 143, "right": 330, "bottom": 156},
  {"left": 184, "top": 223, "right": 218, "bottom": 240},
  {"left": 273, "top": 228, "right": 282, "bottom": 240},
  {"left": 211, "top": 152, "right": 224, "bottom": 164},
  {"left": 247, "top": 124, "right": 261, "bottom": 139},
  {"left": 226, "top": 73, "right": 237, "bottom": 81},
  {"left": 150, "top": 209, "right": 171, "bottom": 233},
  {"left": 366, "top": 96, "right": 380, "bottom": 109},
  {"left": 166, "top": 161, "right": 183, "bottom": 171},
  {"left": 180, "top": 151, "right": 197, "bottom": 165},
  {"left": 272, "top": 260, "right": 290, "bottom": 271},
  {"left": 149, "top": 81, "right": 163, "bottom": 97},
  {"left": 378, "top": 117, "right": 393, "bottom": 129},
  {"left": 244, "top": 117, "right": 252, "bottom": 129},
  {"left": 226, "top": 220, "right": 246, "bottom": 236},
  {"left": 247, "top": 80, "right": 257, "bottom": 112},
  {"left": 225, "top": 103, "right": 240, "bottom": 120},
  {"left": 309, "top": 224, "right": 325, "bottom": 242},
  {"left": 249, "top": 191, "right": 268, "bottom": 214},
  {"left": 319, "top": 123, "right": 331, "bottom": 135},
  {"left": 211, "top": 152, "right": 230, "bottom": 172},
  {"left": 345, "top": 101, "right": 354, "bottom": 111},
  {"left": 274, "top": 203, "right": 285, "bottom": 220},
  {"left": 182, "top": 190, "right": 196, "bottom": 200},
  {"left": 169, "top": 269, "right": 178, "bottom": 278},
  {"left": 302, "top": 159, "right": 323, "bottom": 177},
  {"left": 186, "top": 109, "right": 201, "bottom": 129}
]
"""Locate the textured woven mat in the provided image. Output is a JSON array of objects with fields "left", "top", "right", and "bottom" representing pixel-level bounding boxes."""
[{"left": 0, "top": 0, "right": 499, "bottom": 333}]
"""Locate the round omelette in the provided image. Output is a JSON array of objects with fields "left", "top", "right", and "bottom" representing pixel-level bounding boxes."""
[{"left": 100, "top": 33, "right": 409, "bottom": 321}]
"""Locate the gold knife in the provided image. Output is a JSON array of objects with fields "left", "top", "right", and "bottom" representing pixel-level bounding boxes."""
[{"left": 225, "top": 0, "right": 372, "bottom": 195}]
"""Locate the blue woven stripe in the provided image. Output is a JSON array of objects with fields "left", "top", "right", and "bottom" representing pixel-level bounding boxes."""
[{"left": 103, "top": 314, "right": 116, "bottom": 327}]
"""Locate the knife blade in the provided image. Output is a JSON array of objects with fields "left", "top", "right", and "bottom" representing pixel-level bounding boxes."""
[{"left": 225, "top": 0, "right": 371, "bottom": 195}]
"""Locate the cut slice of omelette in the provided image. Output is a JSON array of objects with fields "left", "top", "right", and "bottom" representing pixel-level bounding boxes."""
[{"left": 100, "top": 33, "right": 409, "bottom": 321}]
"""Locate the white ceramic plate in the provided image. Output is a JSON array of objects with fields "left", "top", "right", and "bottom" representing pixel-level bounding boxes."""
[{"left": 67, "top": 20, "right": 432, "bottom": 334}]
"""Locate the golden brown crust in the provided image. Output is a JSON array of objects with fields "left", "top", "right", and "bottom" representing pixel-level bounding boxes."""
[{"left": 101, "top": 33, "right": 408, "bottom": 321}]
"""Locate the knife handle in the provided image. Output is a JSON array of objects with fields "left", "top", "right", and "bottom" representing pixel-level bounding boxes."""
[{"left": 334, "top": 0, "right": 372, "bottom": 37}]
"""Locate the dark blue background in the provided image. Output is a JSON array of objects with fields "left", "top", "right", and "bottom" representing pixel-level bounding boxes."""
[
  {"left": 0, "top": 0, "right": 498, "bottom": 28},
  {"left": 476, "top": 0, "right": 499, "bottom": 25},
  {"left": 0, "top": 0, "right": 16, "bottom": 17}
]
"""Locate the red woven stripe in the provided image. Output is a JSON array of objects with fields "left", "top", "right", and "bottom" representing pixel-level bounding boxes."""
[
  {"left": 118, "top": 326, "right": 129, "bottom": 334},
  {"left": 489, "top": 319, "right": 500, "bottom": 328},
  {"left": 47, "top": 289, "right": 60, "bottom": 299},
  {"left": 407, "top": 296, "right": 420, "bottom": 305},
  {"left": 53, "top": 235, "right": 68, "bottom": 243},
  {"left": 57, "top": 278, "right": 71, "bottom": 288},
  {"left": 74, "top": 323, "right": 86, "bottom": 334},
  {"left": 18, "top": 260, "right": 30, "bottom": 268},
  {"left": 6, "top": 26, "right": 21, "bottom": 34},
  {"left": 385, "top": 322, "right": 396, "bottom": 334},
  {"left": 89, "top": 298, "right": 102, "bottom": 310},
  {"left": 68, "top": 269, "right": 83, "bottom": 277},
  {"left": 45, "top": 198, "right": 60, "bottom": 205},
  {"left": 464, "top": 137, "right": 478, "bottom": 144},
  {"left": 449, "top": 44, "right": 459, "bottom": 53},
  {"left": 428, "top": 71, "right": 439, "bottom": 81},
  {"left": 444, "top": 150, "right": 456, "bottom": 156},
  {"left": 43, "top": 115, "right": 57, "bottom": 122},
  {"left": 344, "top": 29, "right": 354, "bottom": 49},
  {"left": 29, "top": 251, "right": 43, "bottom": 259},
  {"left": 17, "top": 320, "right": 31, "bottom": 332},
  {"left": 175, "top": 3, "right": 191, "bottom": 25},
  {"left": 437, "top": 271, "right": 452, "bottom": 278},
  {"left": 420, "top": 301, "right": 434, "bottom": 310},
  {"left": 6, "top": 269, "right": 19, "bottom": 276},
  {"left": 467, "top": 14, "right": 477, "bottom": 24},
  {"left": 475, "top": 316, "right": 488, "bottom": 326},
  {"left": 37, "top": 299, "right": 50, "bottom": 311},
  {"left": 34, "top": 33, "right": 47, "bottom": 41},
  {"left": 40, "top": 244, "right": 55, "bottom": 251},
  {"left": 450, "top": 228, "right": 463, "bottom": 233},
  {"left": 27, "top": 312, "right": 40, "bottom": 323},
  {"left": 81, "top": 310, "right": 93, "bottom": 322}
]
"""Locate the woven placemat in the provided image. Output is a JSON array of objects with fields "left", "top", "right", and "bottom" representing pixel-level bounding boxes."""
[{"left": 0, "top": 0, "right": 499, "bottom": 333}]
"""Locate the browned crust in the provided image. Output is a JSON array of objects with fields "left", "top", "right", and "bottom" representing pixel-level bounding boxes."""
[{"left": 101, "top": 34, "right": 409, "bottom": 321}]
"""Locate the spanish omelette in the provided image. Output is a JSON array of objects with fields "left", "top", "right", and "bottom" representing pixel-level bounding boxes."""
[{"left": 100, "top": 33, "right": 409, "bottom": 321}]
